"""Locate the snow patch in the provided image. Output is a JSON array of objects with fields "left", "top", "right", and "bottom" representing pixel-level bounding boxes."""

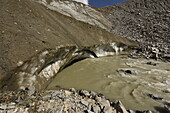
[
  {"left": 73, "top": 0, "right": 88, "bottom": 5},
  {"left": 36, "top": 0, "right": 111, "bottom": 30}
]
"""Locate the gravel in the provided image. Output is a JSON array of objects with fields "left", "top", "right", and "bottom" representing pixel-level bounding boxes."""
[{"left": 0, "top": 89, "right": 154, "bottom": 113}]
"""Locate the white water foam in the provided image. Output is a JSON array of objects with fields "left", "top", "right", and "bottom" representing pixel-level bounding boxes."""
[{"left": 94, "top": 43, "right": 124, "bottom": 57}]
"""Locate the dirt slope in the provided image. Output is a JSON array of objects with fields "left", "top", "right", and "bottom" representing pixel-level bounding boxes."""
[{"left": 0, "top": 0, "right": 137, "bottom": 82}]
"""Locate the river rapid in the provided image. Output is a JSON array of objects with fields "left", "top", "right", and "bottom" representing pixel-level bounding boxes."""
[{"left": 48, "top": 55, "right": 170, "bottom": 111}]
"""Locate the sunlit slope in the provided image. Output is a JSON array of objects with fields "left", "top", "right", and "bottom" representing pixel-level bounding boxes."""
[
  {"left": 98, "top": 0, "right": 170, "bottom": 61},
  {"left": 0, "top": 0, "right": 137, "bottom": 81}
]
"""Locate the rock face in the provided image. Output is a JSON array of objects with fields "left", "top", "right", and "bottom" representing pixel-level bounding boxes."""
[
  {"left": 98, "top": 0, "right": 170, "bottom": 61},
  {"left": 0, "top": 0, "right": 137, "bottom": 90}
]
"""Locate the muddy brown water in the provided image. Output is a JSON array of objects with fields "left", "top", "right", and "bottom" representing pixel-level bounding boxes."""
[{"left": 48, "top": 55, "right": 170, "bottom": 111}]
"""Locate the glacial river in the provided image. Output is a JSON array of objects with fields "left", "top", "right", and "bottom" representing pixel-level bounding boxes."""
[{"left": 48, "top": 55, "right": 170, "bottom": 111}]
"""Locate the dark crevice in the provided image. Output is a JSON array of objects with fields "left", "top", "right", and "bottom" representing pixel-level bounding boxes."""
[
  {"left": 63, "top": 57, "right": 89, "bottom": 69},
  {"left": 76, "top": 49, "right": 98, "bottom": 58},
  {"left": 62, "top": 49, "right": 98, "bottom": 69}
]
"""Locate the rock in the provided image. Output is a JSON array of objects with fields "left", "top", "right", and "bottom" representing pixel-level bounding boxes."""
[
  {"left": 90, "top": 91, "right": 97, "bottom": 99},
  {"left": 30, "top": 95, "right": 36, "bottom": 99},
  {"left": 103, "top": 107, "right": 116, "bottom": 113},
  {"left": 162, "top": 88, "right": 170, "bottom": 93},
  {"left": 18, "top": 101, "right": 30, "bottom": 107},
  {"left": 136, "top": 110, "right": 153, "bottom": 113},
  {"left": 79, "top": 90, "right": 90, "bottom": 97},
  {"left": 91, "top": 104, "right": 101, "bottom": 113},
  {"left": 146, "top": 62, "right": 157, "bottom": 66},
  {"left": 165, "top": 101, "right": 170, "bottom": 107},
  {"left": 7, "top": 102, "right": 16, "bottom": 109},
  {"left": 98, "top": 93, "right": 104, "bottom": 98},
  {"left": 164, "top": 105, "right": 170, "bottom": 112},
  {"left": 99, "top": 99, "right": 110, "bottom": 110},
  {"left": 88, "top": 104, "right": 92, "bottom": 111},
  {"left": 8, "top": 102, "right": 16, "bottom": 106},
  {"left": 27, "top": 86, "right": 36, "bottom": 96},
  {"left": 56, "top": 93, "right": 66, "bottom": 100},
  {"left": 65, "top": 90, "right": 72, "bottom": 96},
  {"left": 114, "top": 101, "right": 128, "bottom": 113},
  {"left": 80, "top": 100, "right": 89, "bottom": 107},
  {"left": 106, "top": 75, "right": 112, "bottom": 78},
  {"left": 95, "top": 96, "right": 102, "bottom": 102},
  {"left": 146, "top": 111, "right": 153, "bottom": 113},
  {"left": 17, "top": 89, "right": 27, "bottom": 95},
  {"left": 164, "top": 101, "right": 170, "bottom": 112},
  {"left": 117, "top": 69, "right": 137, "bottom": 76},
  {"left": 42, "top": 94, "right": 52, "bottom": 100},
  {"left": 85, "top": 110, "right": 94, "bottom": 113},
  {"left": 69, "top": 88, "right": 76, "bottom": 93},
  {"left": 151, "top": 47, "right": 159, "bottom": 54},
  {"left": 147, "top": 94, "right": 163, "bottom": 100},
  {"left": 51, "top": 90, "right": 61, "bottom": 97},
  {"left": 0, "top": 104, "right": 7, "bottom": 110},
  {"left": 87, "top": 99, "right": 95, "bottom": 105},
  {"left": 127, "top": 109, "right": 135, "bottom": 113}
]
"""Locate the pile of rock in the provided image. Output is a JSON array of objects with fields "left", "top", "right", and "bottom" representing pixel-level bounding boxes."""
[
  {"left": 0, "top": 89, "right": 152, "bottom": 113},
  {"left": 98, "top": 0, "right": 170, "bottom": 62}
]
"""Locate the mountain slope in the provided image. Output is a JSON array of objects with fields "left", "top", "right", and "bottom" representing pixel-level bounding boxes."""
[
  {"left": 36, "top": 0, "right": 112, "bottom": 30},
  {"left": 98, "top": 0, "right": 170, "bottom": 61},
  {"left": 0, "top": 0, "right": 137, "bottom": 89}
]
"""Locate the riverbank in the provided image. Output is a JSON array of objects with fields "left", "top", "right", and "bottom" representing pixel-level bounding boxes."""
[
  {"left": 0, "top": 88, "right": 157, "bottom": 113},
  {"left": 47, "top": 55, "right": 170, "bottom": 112}
]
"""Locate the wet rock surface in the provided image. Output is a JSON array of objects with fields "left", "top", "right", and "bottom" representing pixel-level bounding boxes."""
[
  {"left": 0, "top": 88, "right": 156, "bottom": 113},
  {"left": 147, "top": 94, "right": 163, "bottom": 101},
  {"left": 117, "top": 69, "right": 137, "bottom": 76}
]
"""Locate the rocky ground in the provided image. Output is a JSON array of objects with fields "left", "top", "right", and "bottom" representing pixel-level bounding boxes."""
[
  {"left": 98, "top": 0, "right": 170, "bottom": 62},
  {"left": 0, "top": 0, "right": 170, "bottom": 113},
  {"left": 0, "top": 88, "right": 155, "bottom": 113}
]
